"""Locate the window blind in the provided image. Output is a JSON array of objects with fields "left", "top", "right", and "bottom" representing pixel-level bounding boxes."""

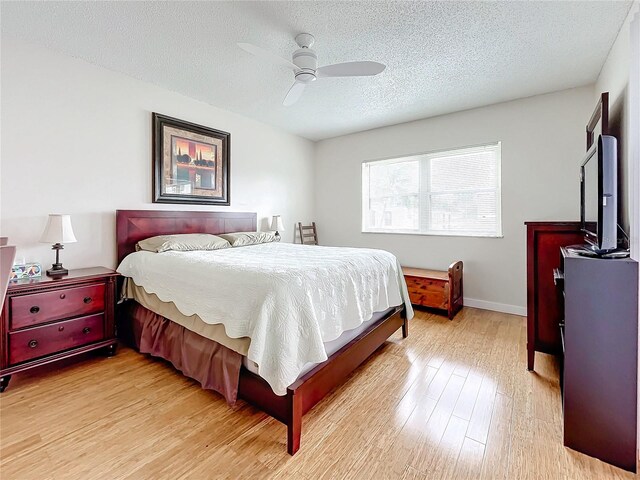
[{"left": 362, "top": 142, "right": 502, "bottom": 237}]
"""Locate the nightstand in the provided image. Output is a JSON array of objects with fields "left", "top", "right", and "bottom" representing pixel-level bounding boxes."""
[{"left": 0, "top": 267, "right": 118, "bottom": 392}]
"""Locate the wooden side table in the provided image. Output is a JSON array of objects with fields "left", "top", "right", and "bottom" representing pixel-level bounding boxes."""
[
  {"left": 0, "top": 267, "right": 119, "bottom": 392},
  {"left": 403, "top": 262, "right": 463, "bottom": 319}
]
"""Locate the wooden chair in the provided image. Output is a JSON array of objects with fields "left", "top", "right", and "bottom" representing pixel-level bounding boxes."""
[{"left": 297, "top": 222, "right": 318, "bottom": 245}]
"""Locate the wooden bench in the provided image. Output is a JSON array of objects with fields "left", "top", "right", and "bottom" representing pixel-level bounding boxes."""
[{"left": 403, "top": 261, "right": 463, "bottom": 319}]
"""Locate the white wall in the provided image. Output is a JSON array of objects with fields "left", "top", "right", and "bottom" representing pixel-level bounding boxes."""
[
  {"left": 0, "top": 39, "right": 315, "bottom": 270},
  {"left": 632, "top": 8, "right": 640, "bottom": 263},
  {"left": 597, "top": 2, "right": 639, "bottom": 106},
  {"left": 314, "top": 86, "right": 594, "bottom": 314},
  {"left": 595, "top": 0, "right": 639, "bottom": 258}
]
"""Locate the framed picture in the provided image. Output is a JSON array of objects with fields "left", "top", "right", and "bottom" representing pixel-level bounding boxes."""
[{"left": 153, "top": 113, "right": 230, "bottom": 205}]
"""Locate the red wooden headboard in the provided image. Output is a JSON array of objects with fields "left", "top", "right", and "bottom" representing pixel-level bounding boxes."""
[{"left": 116, "top": 210, "right": 257, "bottom": 263}]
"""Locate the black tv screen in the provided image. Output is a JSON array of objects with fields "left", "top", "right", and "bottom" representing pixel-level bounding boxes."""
[
  {"left": 580, "top": 134, "right": 617, "bottom": 252},
  {"left": 582, "top": 149, "right": 599, "bottom": 237}
]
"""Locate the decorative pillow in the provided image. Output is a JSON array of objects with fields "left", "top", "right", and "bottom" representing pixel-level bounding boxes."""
[
  {"left": 136, "top": 234, "right": 231, "bottom": 253},
  {"left": 219, "top": 231, "right": 278, "bottom": 247}
]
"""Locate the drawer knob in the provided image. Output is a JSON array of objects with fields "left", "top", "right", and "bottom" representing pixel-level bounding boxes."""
[
  {"left": 83, "top": 297, "right": 92, "bottom": 304},
  {"left": 30, "top": 306, "right": 40, "bottom": 314},
  {"left": 28, "top": 340, "right": 38, "bottom": 349},
  {"left": 59, "top": 293, "right": 66, "bottom": 299},
  {"left": 82, "top": 327, "right": 91, "bottom": 334},
  {"left": 58, "top": 326, "right": 64, "bottom": 332}
]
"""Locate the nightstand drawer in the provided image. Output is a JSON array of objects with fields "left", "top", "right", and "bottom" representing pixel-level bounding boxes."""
[
  {"left": 8, "top": 314, "right": 105, "bottom": 365},
  {"left": 10, "top": 283, "right": 105, "bottom": 330}
]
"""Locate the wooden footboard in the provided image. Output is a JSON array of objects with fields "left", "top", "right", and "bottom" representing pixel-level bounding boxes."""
[
  {"left": 120, "top": 299, "right": 407, "bottom": 455},
  {"left": 238, "top": 305, "right": 407, "bottom": 455}
]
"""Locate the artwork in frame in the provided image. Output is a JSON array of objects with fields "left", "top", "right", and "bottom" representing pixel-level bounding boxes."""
[{"left": 153, "top": 113, "right": 230, "bottom": 205}]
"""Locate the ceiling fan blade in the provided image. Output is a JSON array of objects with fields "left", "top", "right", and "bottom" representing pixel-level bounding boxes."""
[
  {"left": 317, "top": 61, "right": 386, "bottom": 78},
  {"left": 237, "top": 42, "right": 298, "bottom": 71},
  {"left": 283, "top": 81, "right": 305, "bottom": 106}
]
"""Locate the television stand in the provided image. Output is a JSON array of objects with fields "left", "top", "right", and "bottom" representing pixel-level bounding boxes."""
[{"left": 559, "top": 246, "right": 638, "bottom": 472}]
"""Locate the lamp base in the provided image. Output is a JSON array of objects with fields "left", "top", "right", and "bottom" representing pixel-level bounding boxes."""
[
  {"left": 46, "top": 243, "right": 68, "bottom": 277},
  {"left": 46, "top": 264, "right": 68, "bottom": 277}
]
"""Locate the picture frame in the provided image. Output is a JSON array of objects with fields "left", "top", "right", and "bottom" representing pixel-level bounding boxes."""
[{"left": 153, "top": 113, "right": 230, "bottom": 205}]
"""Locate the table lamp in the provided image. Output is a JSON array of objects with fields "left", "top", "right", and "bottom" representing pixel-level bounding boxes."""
[
  {"left": 270, "top": 215, "right": 284, "bottom": 241},
  {"left": 40, "top": 214, "right": 77, "bottom": 277}
]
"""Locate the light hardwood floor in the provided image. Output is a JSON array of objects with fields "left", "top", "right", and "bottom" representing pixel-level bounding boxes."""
[{"left": 0, "top": 307, "right": 635, "bottom": 479}]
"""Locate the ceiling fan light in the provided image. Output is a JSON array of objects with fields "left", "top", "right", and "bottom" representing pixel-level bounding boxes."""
[
  {"left": 292, "top": 48, "right": 317, "bottom": 71},
  {"left": 295, "top": 71, "right": 317, "bottom": 83}
]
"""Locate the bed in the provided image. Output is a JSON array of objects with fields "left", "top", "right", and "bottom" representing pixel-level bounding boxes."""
[{"left": 115, "top": 209, "right": 411, "bottom": 454}]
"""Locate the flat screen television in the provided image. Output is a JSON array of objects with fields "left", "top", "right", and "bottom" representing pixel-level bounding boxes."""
[{"left": 580, "top": 134, "right": 617, "bottom": 253}]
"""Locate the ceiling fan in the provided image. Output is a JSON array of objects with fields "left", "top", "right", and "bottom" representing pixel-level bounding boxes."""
[{"left": 238, "top": 33, "right": 386, "bottom": 106}]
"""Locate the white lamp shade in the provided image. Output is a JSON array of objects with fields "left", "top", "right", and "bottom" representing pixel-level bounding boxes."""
[
  {"left": 270, "top": 215, "right": 285, "bottom": 232},
  {"left": 40, "top": 214, "right": 77, "bottom": 244}
]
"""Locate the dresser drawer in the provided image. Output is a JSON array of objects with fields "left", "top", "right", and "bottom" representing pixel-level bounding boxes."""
[
  {"left": 10, "top": 283, "right": 105, "bottom": 330},
  {"left": 8, "top": 314, "right": 105, "bottom": 365}
]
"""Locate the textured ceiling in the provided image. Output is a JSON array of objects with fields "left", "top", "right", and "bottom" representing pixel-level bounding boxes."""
[{"left": 1, "top": 1, "right": 632, "bottom": 141}]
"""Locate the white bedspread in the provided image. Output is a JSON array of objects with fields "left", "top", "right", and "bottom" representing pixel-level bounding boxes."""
[{"left": 117, "top": 242, "right": 413, "bottom": 395}]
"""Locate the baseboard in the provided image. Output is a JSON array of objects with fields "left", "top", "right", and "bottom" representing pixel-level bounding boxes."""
[{"left": 463, "top": 297, "right": 526, "bottom": 317}]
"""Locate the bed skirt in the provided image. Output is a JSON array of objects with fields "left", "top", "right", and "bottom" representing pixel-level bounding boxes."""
[{"left": 119, "top": 301, "right": 243, "bottom": 404}]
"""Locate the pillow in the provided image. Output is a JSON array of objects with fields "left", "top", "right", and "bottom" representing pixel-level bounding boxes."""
[
  {"left": 136, "top": 233, "right": 230, "bottom": 253},
  {"left": 219, "top": 231, "right": 278, "bottom": 247}
]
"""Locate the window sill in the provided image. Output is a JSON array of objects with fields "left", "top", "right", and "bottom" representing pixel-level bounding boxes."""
[{"left": 362, "top": 229, "right": 504, "bottom": 239}]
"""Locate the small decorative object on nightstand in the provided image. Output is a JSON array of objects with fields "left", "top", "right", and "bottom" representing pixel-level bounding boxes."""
[
  {"left": 403, "top": 261, "right": 463, "bottom": 319},
  {"left": 0, "top": 267, "right": 119, "bottom": 392},
  {"left": 10, "top": 262, "right": 42, "bottom": 280},
  {"left": 271, "top": 215, "right": 284, "bottom": 241},
  {"left": 40, "top": 214, "right": 77, "bottom": 277}
]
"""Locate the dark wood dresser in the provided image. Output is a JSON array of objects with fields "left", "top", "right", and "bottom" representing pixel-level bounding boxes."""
[
  {"left": 0, "top": 267, "right": 118, "bottom": 392},
  {"left": 525, "top": 221, "right": 582, "bottom": 370}
]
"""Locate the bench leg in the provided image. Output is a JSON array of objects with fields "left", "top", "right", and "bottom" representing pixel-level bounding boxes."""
[{"left": 287, "top": 391, "right": 302, "bottom": 455}]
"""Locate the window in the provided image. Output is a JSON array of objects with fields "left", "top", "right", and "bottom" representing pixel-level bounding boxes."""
[{"left": 362, "top": 142, "right": 502, "bottom": 237}]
